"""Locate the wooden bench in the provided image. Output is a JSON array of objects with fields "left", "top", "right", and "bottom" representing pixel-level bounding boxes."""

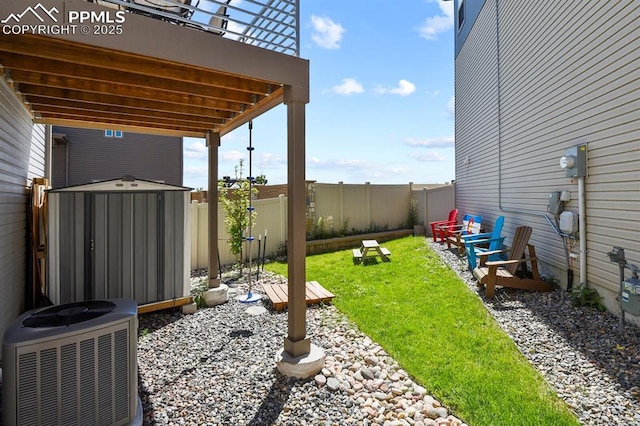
[
  {"left": 262, "top": 280, "right": 335, "bottom": 312},
  {"left": 352, "top": 248, "right": 363, "bottom": 264}
]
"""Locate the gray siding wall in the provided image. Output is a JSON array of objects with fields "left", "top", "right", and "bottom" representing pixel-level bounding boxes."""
[
  {"left": 455, "top": 0, "right": 640, "bottom": 317},
  {"left": 0, "top": 77, "right": 46, "bottom": 346},
  {"left": 51, "top": 126, "right": 183, "bottom": 188}
]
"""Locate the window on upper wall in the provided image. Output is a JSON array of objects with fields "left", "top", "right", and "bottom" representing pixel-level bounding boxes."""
[
  {"left": 104, "top": 130, "right": 124, "bottom": 138},
  {"left": 458, "top": 0, "right": 465, "bottom": 30}
]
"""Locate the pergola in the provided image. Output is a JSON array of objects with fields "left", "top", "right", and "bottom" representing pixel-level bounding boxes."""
[{"left": 0, "top": 0, "right": 314, "bottom": 362}]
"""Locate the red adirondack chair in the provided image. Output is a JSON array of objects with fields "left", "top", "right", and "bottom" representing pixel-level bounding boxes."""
[{"left": 429, "top": 209, "right": 459, "bottom": 243}]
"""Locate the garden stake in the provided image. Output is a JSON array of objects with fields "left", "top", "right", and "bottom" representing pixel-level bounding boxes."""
[
  {"left": 261, "top": 229, "right": 268, "bottom": 271},
  {"left": 256, "top": 234, "right": 262, "bottom": 280}
]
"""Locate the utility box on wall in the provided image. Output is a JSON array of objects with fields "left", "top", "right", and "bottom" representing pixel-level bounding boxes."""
[
  {"left": 559, "top": 211, "right": 579, "bottom": 234},
  {"left": 47, "top": 177, "right": 192, "bottom": 306},
  {"left": 622, "top": 279, "right": 640, "bottom": 316}
]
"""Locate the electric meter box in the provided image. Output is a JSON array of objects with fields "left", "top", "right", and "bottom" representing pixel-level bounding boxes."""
[
  {"left": 622, "top": 278, "right": 640, "bottom": 316},
  {"left": 560, "top": 144, "right": 587, "bottom": 178}
]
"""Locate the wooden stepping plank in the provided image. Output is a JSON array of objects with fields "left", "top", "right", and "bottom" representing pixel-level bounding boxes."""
[
  {"left": 261, "top": 281, "right": 335, "bottom": 312},
  {"left": 262, "top": 283, "right": 288, "bottom": 312},
  {"left": 306, "top": 280, "right": 335, "bottom": 302}
]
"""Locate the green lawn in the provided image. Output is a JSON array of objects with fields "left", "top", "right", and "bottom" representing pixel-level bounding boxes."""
[{"left": 265, "top": 236, "right": 579, "bottom": 426}]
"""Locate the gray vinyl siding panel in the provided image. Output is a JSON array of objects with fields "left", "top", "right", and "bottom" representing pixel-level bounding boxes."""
[
  {"left": 454, "top": 0, "right": 503, "bottom": 229},
  {"left": 52, "top": 142, "right": 67, "bottom": 188},
  {"left": 455, "top": 0, "right": 640, "bottom": 311},
  {"left": 0, "top": 77, "right": 46, "bottom": 347},
  {"left": 51, "top": 126, "right": 183, "bottom": 188},
  {"left": 28, "top": 124, "right": 46, "bottom": 181}
]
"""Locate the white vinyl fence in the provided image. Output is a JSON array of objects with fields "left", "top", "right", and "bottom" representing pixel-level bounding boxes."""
[
  {"left": 413, "top": 184, "right": 457, "bottom": 235},
  {"left": 190, "top": 195, "right": 288, "bottom": 269},
  {"left": 190, "top": 183, "right": 455, "bottom": 270}
]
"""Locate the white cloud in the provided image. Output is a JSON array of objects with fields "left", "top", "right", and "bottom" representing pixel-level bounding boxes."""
[
  {"left": 332, "top": 78, "right": 364, "bottom": 95},
  {"left": 410, "top": 152, "right": 447, "bottom": 162},
  {"left": 405, "top": 135, "right": 454, "bottom": 148},
  {"left": 375, "top": 79, "right": 416, "bottom": 96},
  {"left": 446, "top": 96, "right": 455, "bottom": 119},
  {"left": 311, "top": 15, "right": 345, "bottom": 49},
  {"left": 308, "top": 157, "right": 370, "bottom": 170},
  {"left": 220, "top": 150, "right": 246, "bottom": 162},
  {"left": 307, "top": 156, "right": 411, "bottom": 181},
  {"left": 256, "top": 152, "right": 286, "bottom": 168},
  {"left": 418, "top": 0, "right": 454, "bottom": 40},
  {"left": 184, "top": 139, "right": 207, "bottom": 159},
  {"left": 183, "top": 165, "right": 209, "bottom": 184}
]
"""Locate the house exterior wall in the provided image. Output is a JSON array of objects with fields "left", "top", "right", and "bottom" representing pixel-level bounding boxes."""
[
  {"left": 52, "top": 126, "right": 183, "bottom": 188},
  {"left": 455, "top": 0, "right": 640, "bottom": 319},
  {"left": 0, "top": 77, "right": 47, "bottom": 348}
]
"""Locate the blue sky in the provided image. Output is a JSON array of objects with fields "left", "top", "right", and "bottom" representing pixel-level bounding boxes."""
[{"left": 183, "top": 0, "right": 455, "bottom": 189}]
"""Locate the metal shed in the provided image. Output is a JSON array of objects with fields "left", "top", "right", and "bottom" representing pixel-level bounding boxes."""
[{"left": 47, "top": 176, "right": 192, "bottom": 308}]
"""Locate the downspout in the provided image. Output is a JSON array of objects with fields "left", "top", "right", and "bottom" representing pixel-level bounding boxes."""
[
  {"left": 493, "top": 0, "right": 573, "bottom": 288},
  {"left": 45, "top": 125, "right": 52, "bottom": 181},
  {"left": 65, "top": 140, "right": 69, "bottom": 187}
]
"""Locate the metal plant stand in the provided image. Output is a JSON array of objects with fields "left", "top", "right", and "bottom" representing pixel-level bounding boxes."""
[{"left": 238, "top": 121, "right": 261, "bottom": 303}]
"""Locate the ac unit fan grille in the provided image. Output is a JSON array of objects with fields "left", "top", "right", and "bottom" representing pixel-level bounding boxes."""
[
  {"left": 22, "top": 301, "right": 116, "bottom": 328},
  {"left": 16, "top": 352, "right": 37, "bottom": 425},
  {"left": 15, "top": 322, "right": 132, "bottom": 425},
  {"left": 61, "top": 343, "right": 78, "bottom": 425}
]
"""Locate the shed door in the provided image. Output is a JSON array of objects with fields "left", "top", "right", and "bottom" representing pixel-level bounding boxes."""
[{"left": 90, "top": 192, "right": 163, "bottom": 303}]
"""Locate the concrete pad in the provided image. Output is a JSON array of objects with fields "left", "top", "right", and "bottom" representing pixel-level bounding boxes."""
[
  {"left": 246, "top": 306, "right": 267, "bottom": 316},
  {"left": 275, "top": 343, "right": 326, "bottom": 378},
  {"left": 181, "top": 302, "right": 197, "bottom": 314},
  {"left": 204, "top": 284, "right": 229, "bottom": 307}
]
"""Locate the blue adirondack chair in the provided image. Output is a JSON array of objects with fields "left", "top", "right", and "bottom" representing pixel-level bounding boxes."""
[{"left": 463, "top": 216, "right": 506, "bottom": 270}]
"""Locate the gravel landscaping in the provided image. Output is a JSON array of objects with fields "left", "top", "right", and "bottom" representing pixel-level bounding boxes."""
[
  {"left": 135, "top": 242, "right": 640, "bottom": 425},
  {"left": 430, "top": 241, "right": 640, "bottom": 426},
  {"left": 138, "top": 269, "right": 465, "bottom": 426}
]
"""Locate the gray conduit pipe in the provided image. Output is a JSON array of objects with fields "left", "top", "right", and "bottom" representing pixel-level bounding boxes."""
[{"left": 578, "top": 177, "right": 587, "bottom": 287}]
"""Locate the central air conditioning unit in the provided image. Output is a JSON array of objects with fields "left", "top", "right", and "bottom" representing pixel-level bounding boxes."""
[{"left": 2, "top": 299, "right": 141, "bottom": 426}]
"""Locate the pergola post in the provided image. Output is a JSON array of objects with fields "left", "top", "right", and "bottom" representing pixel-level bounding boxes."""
[
  {"left": 276, "top": 85, "right": 325, "bottom": 378},
  {"left": 204, "top": 131, "right": 228, "bottom": 306}
]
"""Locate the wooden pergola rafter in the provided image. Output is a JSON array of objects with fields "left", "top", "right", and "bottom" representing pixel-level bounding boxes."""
[{"left": 0, "top": 34, "right": 283, "bottom": 137}]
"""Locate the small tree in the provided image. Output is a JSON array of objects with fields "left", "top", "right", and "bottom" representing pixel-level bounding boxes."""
[
  {"left": 219, "top": 160, "right": 258, "bottom": 266},
  {"left": 407, "top": 198, "right": 418, "bottom": 228}
]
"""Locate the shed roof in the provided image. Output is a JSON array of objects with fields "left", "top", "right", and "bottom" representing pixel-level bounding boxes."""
[{"left": 48, "top": 176, "right": 192, "bottom": 192}]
